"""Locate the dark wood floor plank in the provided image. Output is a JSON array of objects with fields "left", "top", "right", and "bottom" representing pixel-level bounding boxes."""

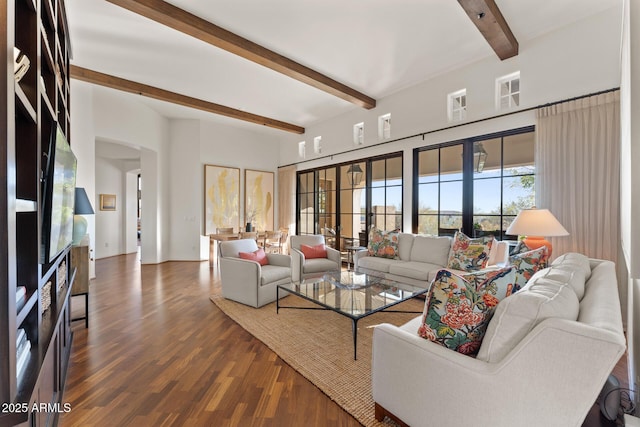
[{"left": 60, "top": 252, "right": 627, "bottom": 427}]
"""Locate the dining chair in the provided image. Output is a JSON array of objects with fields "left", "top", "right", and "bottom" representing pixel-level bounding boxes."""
[
  {"left": 239, "top": 231, "right": 258, "bottom": 241},
  {"left": 264, "top": 230, "right": 283, "bottom": 254}
]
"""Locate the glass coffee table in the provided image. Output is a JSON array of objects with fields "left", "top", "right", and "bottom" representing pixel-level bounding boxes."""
[{"left": 276, "top": 270, "right": 428, "bottom": 360}]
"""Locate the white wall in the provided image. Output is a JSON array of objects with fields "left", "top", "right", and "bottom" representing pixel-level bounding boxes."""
[
  {"left": 69, "top": 86, "right": 171, "bottom": 264},
  {"left": 168, "top": 120, "right": 201, "bottom": 261},
  {"left": 278, "top": 6, "right": 622, "bottom": 168},
  {"left": 94, "top": 156, "right": 124, "bottom": 259},
  {"left": 165, "top": 119, "right": 282, "bottom": 261},
  {"left": 199, "top": 120, "right": 282, "bottom": 224},
  {"left": 621, "top": 0, "right": 640, "bottom": 407},
  {"left": 125, "top": 171, "right": 138, "bottom": 254},
  {"left": 70, "top": 80, "right": 96, "bottom": 277}
]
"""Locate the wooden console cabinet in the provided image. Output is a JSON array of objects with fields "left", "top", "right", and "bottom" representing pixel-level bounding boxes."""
[{"left": 71, "top": 245, "right": 89, "bottom": 328}]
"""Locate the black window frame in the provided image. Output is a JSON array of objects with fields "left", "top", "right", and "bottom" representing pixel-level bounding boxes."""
[{"left": 413, "top": 126, "right": 535, "bottom": 239}]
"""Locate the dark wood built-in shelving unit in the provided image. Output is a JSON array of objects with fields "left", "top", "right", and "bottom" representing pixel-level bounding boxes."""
[{"left": 2, "top": 0, "right": 73, "bottom": 425}]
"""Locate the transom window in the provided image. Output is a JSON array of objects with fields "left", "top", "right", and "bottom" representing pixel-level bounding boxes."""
[
  {"left": 448, "top": 89, "right": 467, "bottom": 122},
  {"left": 496, "top": 72, "right": 520, "bottom": 110}
]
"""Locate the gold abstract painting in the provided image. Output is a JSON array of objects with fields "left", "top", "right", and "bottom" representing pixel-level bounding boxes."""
[
  {"left": 204, "top": 165, "right": 240, "bottom": 235},
  {"left": 244, "top": 169, "right": 274, "bottom": 231}
]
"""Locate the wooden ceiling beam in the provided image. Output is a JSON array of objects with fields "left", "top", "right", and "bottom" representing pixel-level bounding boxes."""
[
  {"left": 105, "top": 0, "right": 377, "bottom": 109},
  {"left": 458, "top": 0, "right": 518, "bottom": 60},
  {"left": 70, "top": 65, "right": 305, "bottom": 134}
]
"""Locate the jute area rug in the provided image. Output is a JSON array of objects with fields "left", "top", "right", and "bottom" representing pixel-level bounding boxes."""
[{"left": 209, "top": 291, "right": 424, "bottom": 426}]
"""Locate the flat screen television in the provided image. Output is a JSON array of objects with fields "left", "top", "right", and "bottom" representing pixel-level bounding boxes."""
[{"left": 41, "top": 124, "right": 77, "bottom": 264}]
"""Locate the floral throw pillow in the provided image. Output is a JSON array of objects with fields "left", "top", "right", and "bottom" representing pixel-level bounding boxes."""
[
  {"left": 446, "top": 232, "right": 494, "bottom": 272},
  {"left": 509, "top": 246, "right": 549, "bottom": 293},
  {"left": 367, "top": 227, "right": 399, "bottom": 259},
  {"left": 418, "top": 267, "right": 515, "bottom": 356}
]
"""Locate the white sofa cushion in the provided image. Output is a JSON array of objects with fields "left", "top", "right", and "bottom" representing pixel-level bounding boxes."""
[
  {"left": 388, "top": 261, "right": 443, "bottom": 282},
  {"left": 552, "top": 252, "right": 592, "bottom": 281},
  {"left": 529, "top": 266, "right": 587, "bottom": 300},
  {"left": 302, "top": 257, "right": 340, "bottom": 275},
  {"left": 260, "top": 265, "right": 292, "bottom": 285},
  {"left": 397, "top": 233, "right": 415, "bottom": 261},
  {"left": 477, "top": 276, "right": 580, "bottom": 363},
  {"left": 357, "top": 256, "right": 397, "bottom": 273},
  {"left": 577, "top": 261, "right": 622, "bottom": 332},
  {"left": 220, "top": 238, "right": 259, "bottom": 258},
  {"left": 409, "top": 235, "right": 451, "bottom": 266}
]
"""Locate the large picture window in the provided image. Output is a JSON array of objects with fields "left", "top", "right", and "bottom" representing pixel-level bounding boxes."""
[{"left": 414, "top": 127, "right": 535, "bottom": 239}]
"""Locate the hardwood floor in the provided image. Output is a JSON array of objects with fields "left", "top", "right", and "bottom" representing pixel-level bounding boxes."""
[
  {"left": 61, "top": 253, "right": 359, "bottom": 427},
  {"left": 60, "top": 253, "right": 629, "bottom": 427}
]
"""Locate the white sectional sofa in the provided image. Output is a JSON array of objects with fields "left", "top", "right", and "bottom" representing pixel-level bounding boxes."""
[
  {"left": 353, "top": 233, "right": 509, "bottom": 287},
  {"left": 372, "top": 253, "right": 626, "bottom": 427}
]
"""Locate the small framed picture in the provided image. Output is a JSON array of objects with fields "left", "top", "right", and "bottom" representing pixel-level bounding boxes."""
[{"left": 100, "top": 194, "right": 116, "bottom": 211}]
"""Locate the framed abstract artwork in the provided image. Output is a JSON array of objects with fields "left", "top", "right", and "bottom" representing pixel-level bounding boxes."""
[
  {"left": 244, "top": 169, "right": 274, "bottom": 232},
  {"left": 204, "top": 165, "right": 240, "bottom": 235},
  {"left": 99, "top": 194, "right": 116, "bottom": 211}
]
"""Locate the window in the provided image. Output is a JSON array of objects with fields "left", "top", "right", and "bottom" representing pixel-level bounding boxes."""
[
  {"left": 353, "top": 122, "right": 364, "bottom": 145},
  {"left": 313, "top": 136, "right": 322, "bottom": 154},
  {"left": 378, "top": 113, "right": 391, "bottom": 140},
  {"left": 297, "top": 171, "right": 315, "bottom": 234},
  {"left": 296, "top": 152, "right": 403, "bottom": 250},
  {"left": 496, "top": 72, "right": 520, "bottom": 110},
  {"left": 415, "top": 144, "right": 463, "bottom": 236},
  {"left": 298, "top": 141, "right": 306, "bottom": 159},
  {"left": 370, "top": 156, "right": 403, "bottom": 231},
  {"left": 414, "top": 127, "right": 535, "bottom": 239},
  {"left": 448, "top": 89, "right": 467, "bottom": 122}
]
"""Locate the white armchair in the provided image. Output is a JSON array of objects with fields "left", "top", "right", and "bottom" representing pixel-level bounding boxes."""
[
  {"left": 219, "top": 239, "right": 292, "bottom": 308},
  {"left": 290, "top": 235, "right": 341, "bottom": 282}
]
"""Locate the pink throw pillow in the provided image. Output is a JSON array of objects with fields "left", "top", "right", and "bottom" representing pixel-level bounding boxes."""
[
  {"left": 300, "top": 243, "right": 327, "bottom": 259},
  {"left": 239, "top": 248, "right": 269, "bottom": 266}
]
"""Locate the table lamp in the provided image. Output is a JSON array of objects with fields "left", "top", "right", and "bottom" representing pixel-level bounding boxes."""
[
  {"left": 72, "top": 187, "right": 95, "bottom": 245},
  {"left": 506, "top": 208, "right": 569, "bottom": 258}
]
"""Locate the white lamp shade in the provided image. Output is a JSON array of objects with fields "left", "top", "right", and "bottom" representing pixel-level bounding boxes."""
[{"left": 506, "top": 208, "right": 569, "bottom": 237}]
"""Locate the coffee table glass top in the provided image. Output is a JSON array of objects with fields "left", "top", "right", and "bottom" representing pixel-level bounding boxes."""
[{"left": 281, "top": 270, "right": 428, "bottom": 319}]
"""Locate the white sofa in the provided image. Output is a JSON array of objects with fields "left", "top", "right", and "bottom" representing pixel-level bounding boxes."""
[
  {"left": 353, "top": 233, "right": 509, "bottom": 287},
  {"left": 372, "top": 253, "right": 626, "bottom": 427}
]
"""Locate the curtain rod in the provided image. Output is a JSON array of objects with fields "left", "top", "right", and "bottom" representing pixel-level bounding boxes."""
[{"left": 279, "top": 86, "right": 620, "bottom": 169}]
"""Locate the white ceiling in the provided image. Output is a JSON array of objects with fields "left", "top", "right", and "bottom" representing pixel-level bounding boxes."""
[{"left": 67, "top": 0, "right": 619, "bottom": 136}]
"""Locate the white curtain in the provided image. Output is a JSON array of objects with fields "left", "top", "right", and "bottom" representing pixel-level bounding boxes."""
[
  {"left": 536, "top": 90, "right": 620, "bottom": 262},
  {"left": 277, "top": 165, "right": 297, "bottom": 252}
]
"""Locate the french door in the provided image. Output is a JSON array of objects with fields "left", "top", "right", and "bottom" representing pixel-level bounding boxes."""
[{"left": 296, "top": 152, "right": 403, "bottom": 251}]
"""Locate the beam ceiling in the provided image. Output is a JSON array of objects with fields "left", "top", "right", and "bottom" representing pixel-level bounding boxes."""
[
  {"left": 458, "top": 0, "right": 519, "bottom": 60},
  {"left": 70, "top": 65, "right": 305, "bottom": 134},
  {"left": 105, "top": 0, "right": 377, "bottom": 109}
]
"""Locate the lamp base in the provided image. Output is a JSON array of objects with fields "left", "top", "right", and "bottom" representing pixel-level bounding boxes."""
[
  {"left": 522, "top": 236, "right": 553, "bottom": 259},
  {"left": 72, "top": 215, "right": 88, "bottom": 246}
]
